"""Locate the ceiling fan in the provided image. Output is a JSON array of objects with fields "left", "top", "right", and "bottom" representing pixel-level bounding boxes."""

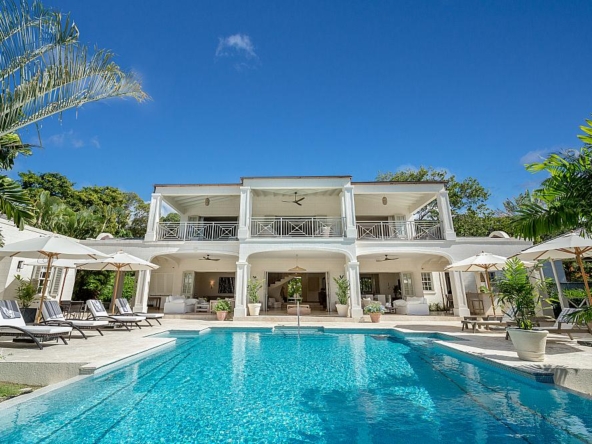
[
  {"left": 200, "top": 255, "right": 220, "bottom": 262},
  {"left": 376, "top": 255, "right": 398, "bottom": 262},
  {"left": 282, "top": 192, "right": 305, "bottom": 206}
]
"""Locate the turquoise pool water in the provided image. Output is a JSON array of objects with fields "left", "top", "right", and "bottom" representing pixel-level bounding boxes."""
[{"left": 1, "top": 328, "right": 591, "bottom": 443}]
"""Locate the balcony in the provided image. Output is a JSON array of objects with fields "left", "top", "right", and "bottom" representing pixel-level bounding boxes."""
[
  {"left": 156, "top": 222, "right": 238, "bottom": 241},
  {"left": 251, "top": 217, "right": 344, "bottom": 238},
  {"left": 356, "top": 220, "right": 443, "bottom": 241}
]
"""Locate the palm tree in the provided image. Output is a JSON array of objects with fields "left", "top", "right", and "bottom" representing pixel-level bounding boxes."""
[
  {"left": 0, "top": 0, "right": 147, "bottom": 229},
  {"left": 512, "top": 125, "right": 592, "bottom": 239}
]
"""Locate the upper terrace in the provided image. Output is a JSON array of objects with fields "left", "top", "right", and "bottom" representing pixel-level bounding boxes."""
[{"left": 144, "top": 176, "right": 455, "bottom": 242}]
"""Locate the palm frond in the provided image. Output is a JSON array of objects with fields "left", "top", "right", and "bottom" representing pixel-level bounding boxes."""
[
  {"left": 0, "top": 132, "right": 32, "bottom": 170},
  {"left": 0, "top": 175, "right": 34, "bottom": 228}
]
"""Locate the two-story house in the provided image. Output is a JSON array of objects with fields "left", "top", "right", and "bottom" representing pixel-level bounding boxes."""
[{"left": 82, "top": 176, "right": 530, "bottom": 320}]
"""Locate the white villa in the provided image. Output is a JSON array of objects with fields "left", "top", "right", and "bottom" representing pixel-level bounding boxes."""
[{"left": 80, "top": 176, "right": 530, "bottom": 320}]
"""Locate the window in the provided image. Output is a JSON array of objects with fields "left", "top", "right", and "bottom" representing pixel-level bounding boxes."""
[
  {"left": 421, "top": 273, "right": 433, "bottom": 291},
  {"left": 31, "top": 266, "right": 65, "bottom": 296}
]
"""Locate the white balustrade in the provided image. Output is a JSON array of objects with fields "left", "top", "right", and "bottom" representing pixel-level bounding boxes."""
[
  {"left": 156, "top": 222, "right": 238, "bottom": 241},
  {"left": 356, "top": 221, "right": 443, "bottom": 241}
]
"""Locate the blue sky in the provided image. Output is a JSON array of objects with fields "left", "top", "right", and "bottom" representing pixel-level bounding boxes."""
[{"left": 13, "top": 0, "right": 592, "bottom": 207}]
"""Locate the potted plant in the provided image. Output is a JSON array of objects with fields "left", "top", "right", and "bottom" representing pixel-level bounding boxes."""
[
  {"left": 247, "top": 277, "right": 264, "bottom": 316},
  {"left": 496, "top": 258, "right": 547, "bottom": 362},
  {"left": 15, "top": 275, "right": 38, "bottom": 324},
  {"left": 333, "top": 275, "right": 350, "bottom": 317},
  {"left": 364, "top": 302, "right": 384, "bottom": 323},
  {"left": 287, "top": 278, "right": 302, "bottom": 301},
  {"left": 213, "top": 299, "right": 231, "bottom": 321}
]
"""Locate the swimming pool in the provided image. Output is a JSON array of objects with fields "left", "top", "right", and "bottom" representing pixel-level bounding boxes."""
[{"left": 1, "top": 328, "right": 591, "bottom": 443}]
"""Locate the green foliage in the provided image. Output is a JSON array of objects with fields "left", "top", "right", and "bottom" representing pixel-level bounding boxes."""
[
  {"left": 14, "top": 275, "right": 37, "bottom": 308},
  {"left": 496, "top": 258, "right": 538, "bottom": 330},
  {"left": 364, "top": 302, "right": 384, "bottom": 314},
  {"left": 376, "top": 166, "right": 512, "bottom": 237},
  {"left": 214, "top": 299, "right": 231, "bottom": 312},
  {"left": 20, "top": 172, "right": 150, "bottom": 239},
  {"left": 513, "top": 119, "right": 592, "bottom": 239},
  {"left": 287, "top": 278, "right": 302, "bottom": 298},
  {"left": 0, "top": 382, "right": 32, "bottom": 398},
  {"left": 247, "top": 277, "right": 264, "bottom": 304},
  {"left": 73, "top": 270, "right": 134, "bottom": 302},
  {"left": 429, "top": 302, "right": 446, "bottom": 312},
  {"left": 333, "top": 275, "right": 350, "bottom": 305},
  {"left": 161, "top": 212, "right": 181, "bottom": 223}
]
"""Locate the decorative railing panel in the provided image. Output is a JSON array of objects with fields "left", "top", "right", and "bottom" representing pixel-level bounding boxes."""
[
  {"left": 156, "top": 222, "right": 238, "bottom": 241},
  {"left": 251, "top": 217, "right": 344, "bottom": 238},
  {"left": 356, "top": 221, "right": 443, "bottom": 241}
]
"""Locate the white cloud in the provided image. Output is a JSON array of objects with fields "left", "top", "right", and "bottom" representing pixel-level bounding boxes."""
[
  {"left": 44, "top": 130, "right": 100, "bottom": 149},
  {"left": 216, "top": 34, "right": 257, "bottom": 59},
  {"left": 519, "top": 149, "right": 552, "bottom": 165}
]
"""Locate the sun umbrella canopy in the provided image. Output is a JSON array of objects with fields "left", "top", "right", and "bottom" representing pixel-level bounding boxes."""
[
  {"left": 0, "top": 236, "right": 106, "bottom": 260},
  {"left": 513, "top": 232, "right": 592, "bottom": 305},
  {"left": 513, "top": 232, "right": 592, "bottom": 261},
  {"left": 75, "top": 250, "right": 158, "bottom": 271},
  {"left": 76, "top": 250, "right": 158, "bottom": 314},
  {"left": 445, "top": 252, "right": 509, "bottom": 272}
]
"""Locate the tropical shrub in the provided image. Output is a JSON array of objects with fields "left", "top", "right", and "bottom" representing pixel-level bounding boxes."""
[{"left": 333, "top": 275, "right": 350, "bottom": 305}]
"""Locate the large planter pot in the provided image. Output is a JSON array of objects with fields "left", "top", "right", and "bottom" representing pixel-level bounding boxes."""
[
  {"left": 248, "top": 303, "right": 261, "bottom": 316},
  {"left": 369, "top": 313, "right": 381, "bottom": 323},
  {"left": 216, "top": 311, "right": 228, "bottom": 321},
  {"left": 507, "top": 328, "right": 548, "bottom": 362},
  {"left": 336, "top": 304, "right": 349, "bottom": 317},
  {"left": 21, "top": 307, "right": 37, "bottom": 324}
]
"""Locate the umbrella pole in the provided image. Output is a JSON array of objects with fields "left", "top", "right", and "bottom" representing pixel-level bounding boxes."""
[
  {"left": 111, "top": 270, "right": 122, "bottom": 314},
  {"left": 485, "top": 270, "right": 496, "bottom": 316},
  {"left": 35, "top": 255, "right": 54, "bottom": 324},
  {"left": 575, "top": 253, "right": 592, "bottom": 305}
]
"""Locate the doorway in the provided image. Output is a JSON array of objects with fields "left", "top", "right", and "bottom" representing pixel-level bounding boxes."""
[{"left": 265, "top": 272, "right": 329, "bottom": 312}]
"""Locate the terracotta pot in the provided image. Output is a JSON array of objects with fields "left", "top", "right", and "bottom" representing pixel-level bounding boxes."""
[
  {"left": 369, "top": 313, "right": 381, "bottom": 323},
  {"left": 216, "top": 311, "right": 228, "bottom": 321},
  {"left": 507, "top": 328, "right": 548, "bottom": 362}
]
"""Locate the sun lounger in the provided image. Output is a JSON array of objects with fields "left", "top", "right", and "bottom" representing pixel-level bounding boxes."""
[
  {"left": 531, "top": 308, "right": 592, "bottom": 340},
  {"left": 86, "top": 300, "right": 146, "bottom": 331},
  {"left": 0, "top": 300, "right": 71, "bottom": 350},
  {"left": 42, "top": 300, "right": 109, "bottom": 338},
  {"left": 115, "top": 299, "right": 163, "bottom": 326}
]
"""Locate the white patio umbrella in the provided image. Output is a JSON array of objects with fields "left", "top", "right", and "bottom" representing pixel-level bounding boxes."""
[
  {"left": 445, "top": 252, "right": 511, "bottom": 315},
  {"left": 513, "top": 232, "right": 592, "bottom": 305},
  {"left": 0, "top": 236, "right": 107, "bottom": 322},
  {"left": 75, "top": 250, "right": 159, "bottom": 313}
]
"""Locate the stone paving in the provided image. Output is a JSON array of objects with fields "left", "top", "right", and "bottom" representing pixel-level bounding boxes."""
[{"left": 0, "top": 317, "right": 591, "bottom": 396}]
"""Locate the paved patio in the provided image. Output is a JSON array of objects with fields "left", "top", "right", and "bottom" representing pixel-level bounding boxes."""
[{"left": 0, "top": 317, "right": 591, "bottom": 397}]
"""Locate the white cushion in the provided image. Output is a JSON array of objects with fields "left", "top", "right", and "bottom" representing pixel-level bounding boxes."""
[
  {"left": 394, "top": 300, "right": 407, "bottom": 307},
  {"left": 69, "top": 320, "right": 109, "bottom": 327},
  {"left": 111, "top": 315, "right": 146, "bottom": 322},
  {"left": 19, "top": 325, "right": 72, "bottom": 335}
]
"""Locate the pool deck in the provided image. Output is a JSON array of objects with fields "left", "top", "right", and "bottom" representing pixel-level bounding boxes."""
[{"left": 1, "top": 317, "right": 591, "bottom": 399}]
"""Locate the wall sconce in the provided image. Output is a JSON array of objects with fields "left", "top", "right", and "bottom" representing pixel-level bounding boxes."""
[
  {"left": 382, "top": 196, "right": 387, "bottom": 205},
  {"left": 210, "top": 280, "right": 214, "bottom": 289},
  {"left": 205, "top": 197, "right": 210, "bottom": 206}
]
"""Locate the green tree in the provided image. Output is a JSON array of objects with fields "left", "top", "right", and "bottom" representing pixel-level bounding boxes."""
[
  {"left": 19, "top": 171, "right": 75, "bottom": 201},
  {"left": 377, "top": 166, "right": 506, "bottom": 236}
]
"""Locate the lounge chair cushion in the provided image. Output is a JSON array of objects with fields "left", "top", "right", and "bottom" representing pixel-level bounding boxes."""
[{"left": 12, "top": 325, "right": 72, "bottom": 335}]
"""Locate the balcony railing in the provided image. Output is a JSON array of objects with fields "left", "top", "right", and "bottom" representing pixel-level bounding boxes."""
[
  {"left": 357, "top": 220, "right": 443, "bottom": 241},
  {"left": 251, "top": 217, "right": 344, "bottom": 238},
  {"left": 156, "top": 222, "right": 238, "bottom": 241}
]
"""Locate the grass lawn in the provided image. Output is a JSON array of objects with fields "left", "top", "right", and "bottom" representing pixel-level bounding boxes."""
[{"left": 0, "top": 381, "right": 33, "bottom": 399}]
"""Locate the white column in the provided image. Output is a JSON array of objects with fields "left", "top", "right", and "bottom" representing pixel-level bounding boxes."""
[
  {"left": 144, "top": 194, "right": 162, "bottom": 241},
  {"left": 234, "top": 261, "right": 250, "bottom": 317},
  {"left": 238, "top": 187, "right": 252, "bottom": 240},
  {"left": 436, "top": 190, "right": 456, "bottom": 240},
  {"left": 133, "top": 270, "right": 151, "bottom": 312},
  {"left": 343, "top": 185, "right": 357, "bottom": 238},
  {"left": 450, "top": 271, "right": 470, "bottom": 317},
  {"left": 347, "top": 261, "right": 363, "bottom": 319}
]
